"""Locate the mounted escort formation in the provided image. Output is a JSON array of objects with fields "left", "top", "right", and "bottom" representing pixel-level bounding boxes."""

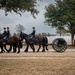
[
  {"left": 0, "top": 27, "right": 22, "bottom": 53},
  {"left": 0, "top": 27, "right": 67, "bottom": 53}
]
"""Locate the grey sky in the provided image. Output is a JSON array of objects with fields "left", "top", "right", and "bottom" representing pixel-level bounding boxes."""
[{"left": 0, "top": 0, "right": 55, "bottom": 35}]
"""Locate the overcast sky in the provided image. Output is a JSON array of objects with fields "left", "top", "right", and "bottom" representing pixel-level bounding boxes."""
[{"left": 0, "top": 0, "right": 56, "bottom": 35}]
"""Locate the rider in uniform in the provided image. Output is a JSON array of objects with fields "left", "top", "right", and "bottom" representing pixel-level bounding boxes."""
[
  {"left": 6, "top": 27, "right": 10, "bottom": 40},
  {"left": 30, "top": 27, "right": 36, "bottom": 44},
  {"left": 3, "top": 27, "right": 7, "bottom": 39},
  {"left": 3, "top": 27, "right": 10, "bottom": 44}
]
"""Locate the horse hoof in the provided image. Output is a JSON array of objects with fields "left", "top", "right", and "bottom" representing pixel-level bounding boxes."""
[
  {"left": 7, "top": 51, "right": 10, "bottom": 53},
  {"left": 0, "top": 51, "right": 3, "bottom": 53},
  {"left": 13, "top": 51, "right": 16, "bottom": 53},
  {"left": 46, "top": 49, "right": 48, "bottom": 51},
  {"left": 42, "top": 50, "right": 45, "bottom": 52},
  {"left": 3, "top": 50, "right": 5, "bottom": 53},
  {"left": 37, "top": 50, "right": 39, "bottom": 52},
  {"left": 33, "top": 51, "right": 35, "bottom": 52},
  {"left": 17, "top": 51, "right": 20, "bottom": 53},
  {"left": 24, "top": 50, "right": 28, "bottom": 52}
]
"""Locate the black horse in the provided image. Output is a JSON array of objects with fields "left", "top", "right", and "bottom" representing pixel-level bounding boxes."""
[
  {"left": 0, "top": 34, "right": 22, "bottom": 53},
  {"left": 4, "top": 37, "right": 22, "bottom": 53},
  {"left": 20, "top": 32, "right": 48, "bottom": 52},
  {"left": 0, "top": 34, "right": 6, "bottom": 53}
]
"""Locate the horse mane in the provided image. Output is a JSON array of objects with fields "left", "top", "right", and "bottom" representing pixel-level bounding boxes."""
[{"left": 20, "top": 32, "right": 28, "bottom": 36}]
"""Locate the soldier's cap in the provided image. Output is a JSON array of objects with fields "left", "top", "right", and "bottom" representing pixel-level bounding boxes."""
[
  {"left": 32, "top": 27, "right": 35, "bottom": 29},
  {"left": 7, "top": 27, "right": 9, "bottom": 29},
  {"left": 3, "top": 27, "right": 6, "bottom": 29}
]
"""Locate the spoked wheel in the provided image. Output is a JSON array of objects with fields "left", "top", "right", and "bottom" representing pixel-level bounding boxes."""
[{"left": 52, "top": 38, "right": 67, "bottom": 52}]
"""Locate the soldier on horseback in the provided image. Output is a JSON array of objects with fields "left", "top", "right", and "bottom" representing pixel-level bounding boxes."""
[
  {"left": 3, "top": 27, "right": 10, "bottom": 44},
  {"left": 30, "top": 27, "right": 36, "bottom": 44},
  {"left": 3, "top": 27, "right": 7, "bottom": 38},
  {"left": 6, "top": 27, "right": 10, "bottom": 40}
]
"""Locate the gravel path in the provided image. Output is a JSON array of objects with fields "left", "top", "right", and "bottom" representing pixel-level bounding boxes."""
[
  {"left": 0, "top": 49, "right": 75, "bottom": 59},
  {"left": 0, "top": 49, "right": 75, "bottom": 75}
]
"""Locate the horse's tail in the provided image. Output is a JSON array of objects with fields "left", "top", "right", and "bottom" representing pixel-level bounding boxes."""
[
  {"left": 19, "top": 40, "right": 22, "bottom": 48},
  {"left": 42, "top": 36, "right": 48, "bottom": 46},
  {"left": 45, "top": 37, "right": 48, "bottom": 46}
]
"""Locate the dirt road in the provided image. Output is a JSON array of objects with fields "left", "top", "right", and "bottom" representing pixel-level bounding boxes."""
[
  {"left": 0, "top": 49, "right": 75, "bottom": 59},
  {"left": 0, "top": 49, "right": 75, "bottom": 75}
]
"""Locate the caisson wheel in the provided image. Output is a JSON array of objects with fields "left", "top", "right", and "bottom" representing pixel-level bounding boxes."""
[{"left": 52, "top": 38, "right": 67, "bottom": 52}]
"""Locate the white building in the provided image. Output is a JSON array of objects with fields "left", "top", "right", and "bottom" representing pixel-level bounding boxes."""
[{"left": 47, "top": 35, "right": 71, "bottom": 44}]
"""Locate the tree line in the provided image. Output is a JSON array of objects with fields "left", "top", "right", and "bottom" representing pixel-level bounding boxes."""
[{"left": 44, "top": 0, "right": 75, "bottom": 45}]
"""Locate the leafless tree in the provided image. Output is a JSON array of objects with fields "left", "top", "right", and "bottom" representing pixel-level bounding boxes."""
[{"left": 16, "top": 24, "right": 25, "bottom": 33}]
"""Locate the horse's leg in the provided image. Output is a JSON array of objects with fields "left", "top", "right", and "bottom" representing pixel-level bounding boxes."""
[
  {"left": 3, "top": 45, "right": 9, "bottom": 53},
  {"left": 24, "top": 44, "right": 29, "bottom": 52},
  {"left": 30, "top": 44, "right": 35, "bottom": 52},
  {"left": 0, "top": 46, "right": 3, "bottom": 53},
  {"left": 13, "top": 46, "right": 16, "bottom": 53},
  {"left": 45, "top": 37, "right": 48, "bottom": 51},
  {"left": 46, "top": 45, "right": 48, "bottom": 51},
  {"left": 3, "top": 45, "right": 7, "bottom": 52},
  {"left": 13, "top": 43, "right": 20, "bottom": 53},
  {"left": 3, "top": 44, "right": 12, "bottom": 53},
  {"left": 37, "top": 44, "right": 41, "bottom": 52},
  {"left": 0, "top": 46, "right": 2, "bottom": 53},
  {"left": 0, "top": 46, "right": 5, "bottom": 53},
  {"left": 42, "top": 45, "right": 45, "bottom": 52},
  {"left": 17, "top": 46, "right": 20, "bottom": 53},
  {"left": 8, "top": 45, "right": 12, "bottom": 53}
]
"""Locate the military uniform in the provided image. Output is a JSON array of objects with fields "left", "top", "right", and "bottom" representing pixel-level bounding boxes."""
[
  {"left": 3, "top": 27, "right": 7, "bottom": 39},
  {"left": 30, "top": 29, "right": 36, "bottom": 39},
  {"left": 30, "top": 27, "right": 36, "bottom": 44},
  {"left": 6, "top": 27, "right": 10, "bottom": 40},
  {"left": 3, "top": 27, "right": 10, "bottom": 40}
]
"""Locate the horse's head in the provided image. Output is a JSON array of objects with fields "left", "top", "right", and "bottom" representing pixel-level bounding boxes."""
[{"left": 19, "top": 32, "right": 29, "bottom": 41}]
